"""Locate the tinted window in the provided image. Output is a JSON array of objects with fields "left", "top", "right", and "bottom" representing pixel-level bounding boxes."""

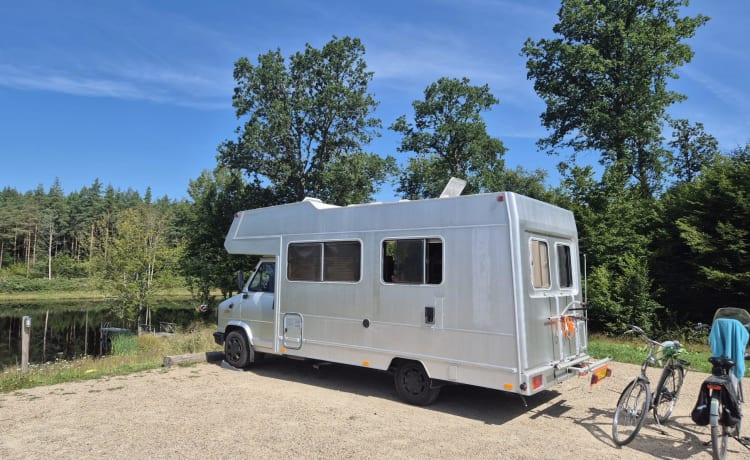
[
  {"left": 557, "top": 244, "right": 573, "bottom": 288},
  {"left": 288, "top": 241, "right": 361, "bottom": 282},
  {"left": 383, "top": 238, "right": 442, "bottom": 285},
  {"left": 324, "top": 241, "right": 361, "bottom": 282},
  {"left": 287, "top": 243, "right": 322, "bottom": 281}
]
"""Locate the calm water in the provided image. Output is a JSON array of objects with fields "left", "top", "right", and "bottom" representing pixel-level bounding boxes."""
[{"left": 0, "top": 299, "right": 214, "bottom": 369}]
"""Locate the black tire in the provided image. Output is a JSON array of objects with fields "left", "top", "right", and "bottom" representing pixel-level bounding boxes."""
[
  {"left": 710, "top": 391, "right": 729, "bottom": 460},
  {"left": 612, "top": 378, "right": 651, "bottom": 446},
  {"left": 653, "top": 364, "right": 685, "bottom": 424},
  {"left": 224, "top": 330, "right": 254, "bottom": 369},
  {"left": 394, "top": 361, "right": 440, "bottom": 406}
]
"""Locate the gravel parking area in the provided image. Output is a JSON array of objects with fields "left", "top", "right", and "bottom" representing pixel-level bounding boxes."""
[{"left": 0, "top": 358, "right": 745, "bottom": 459}]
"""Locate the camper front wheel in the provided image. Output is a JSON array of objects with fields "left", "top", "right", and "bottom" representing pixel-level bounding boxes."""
[
  {"left": 394, "top": 361, "right": 440, "bottom": 406},
  {"left": 224, "top": 330, "right": 255, "bottom": 369}
]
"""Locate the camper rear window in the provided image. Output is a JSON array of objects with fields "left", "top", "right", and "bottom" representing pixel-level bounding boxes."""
[
  {"left": 530, "top": 239, "right": 551, "bottom": 289},
  {"left": 382, "top": 238, "right": 443, "bottom": 285},
  {"left": 287, "top": 241, "right": 361, "bottom": 282},
  {"left": 557, "top": 244, "right": 573, "bottom": 288}
]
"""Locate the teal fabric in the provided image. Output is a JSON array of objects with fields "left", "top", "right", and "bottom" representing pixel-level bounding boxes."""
[{"left": 710, "top": 318, "right": 749, "bottom": 380}]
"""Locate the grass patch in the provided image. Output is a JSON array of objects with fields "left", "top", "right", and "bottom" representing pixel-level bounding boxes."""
[
  {"left": 0, "top": 325, "right": 222, "bottom": 393},
  {"left": 588, "top": 335, "right": 745, "bottom": 376}
]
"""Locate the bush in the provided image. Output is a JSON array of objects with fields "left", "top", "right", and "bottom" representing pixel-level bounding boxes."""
[
  {"left": 51, "top": 255, "right": 88, "bottom": 278},
  {"left": 0, "top": 276, "right": 92, "bottom": 293}
]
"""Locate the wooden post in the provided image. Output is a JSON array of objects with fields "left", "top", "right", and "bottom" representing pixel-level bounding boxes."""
[
  {"left": 21, "top": 316, "right": 31, "bottom": 374},
  {"left": 42, "top": 310, "right": 49, "bottom": 362}
]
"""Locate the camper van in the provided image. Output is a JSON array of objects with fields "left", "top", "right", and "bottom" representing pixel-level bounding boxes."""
[{"left": 214, "top": 190, "right": 609, "bottom": 405}]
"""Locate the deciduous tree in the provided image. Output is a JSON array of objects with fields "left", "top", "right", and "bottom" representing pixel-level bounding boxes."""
[
  {"left": 522, "top": 0, "right": 708, "bottom": 196},
  {"left": 219, "top": 36, "right": 393, "bottom": 205},
  {"left": 391, "top": 77, "right": 506, "bottom": 199}
]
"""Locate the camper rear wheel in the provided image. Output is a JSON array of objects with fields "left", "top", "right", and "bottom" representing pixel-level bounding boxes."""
[
  {"left": 224, "top": 330, "right": 254, "bottom": 369},
  {"left": 394, "top": 361, "right": 440, "bottom": 406}
]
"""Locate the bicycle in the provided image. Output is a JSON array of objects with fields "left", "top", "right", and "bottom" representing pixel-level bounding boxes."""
[
  {"left": 611, "top": 325, "right": 690, "bottom": 446},
  {"left": 697, "top": 307, "right": 750, "bottom": 460}
]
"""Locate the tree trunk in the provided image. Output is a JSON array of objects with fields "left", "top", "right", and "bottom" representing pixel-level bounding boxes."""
[
  {"left": 33, "top": 223, "right": 38, "bottom": 266},
  {"left": 25, "top": 230, "right": 31, "bottom": 276},
  {"left": 48, "top": 220, "right": 53, "bottom": 280},
  {"left": 89, "top": 222, "right": 95, "bottom": 264}
]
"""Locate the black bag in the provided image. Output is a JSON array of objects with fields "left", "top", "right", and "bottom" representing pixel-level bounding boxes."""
[
  {"left": 691, "top": 382, "right": 710, "bottom": 425},
  {"left": 692, "top": 376, "right": 742, "bottom": 427}
]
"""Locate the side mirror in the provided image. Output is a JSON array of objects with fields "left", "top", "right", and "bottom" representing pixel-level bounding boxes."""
[{"left": 236, "top": 271, "right": 244, "bottom": 293}]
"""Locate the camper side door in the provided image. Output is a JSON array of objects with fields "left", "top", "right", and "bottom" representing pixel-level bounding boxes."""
[{"left": 240, "top": 260, "right": 276, "bottom": 352}]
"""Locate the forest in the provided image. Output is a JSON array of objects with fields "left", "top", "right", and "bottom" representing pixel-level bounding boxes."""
[{"left": 1, "top": 1, "right": 748, "bottom": 335}]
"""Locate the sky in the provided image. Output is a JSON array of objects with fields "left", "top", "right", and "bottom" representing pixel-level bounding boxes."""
[{"left": 1, "top": 0, "right": 748, "bottom": 202}]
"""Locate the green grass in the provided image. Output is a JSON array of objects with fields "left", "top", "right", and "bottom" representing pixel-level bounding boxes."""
[
  {"left": 0, "top": 324, "right": 222, "bottom": 393},
  {"left": 588, "top": 335, "right": 746, "bottom": 376}
]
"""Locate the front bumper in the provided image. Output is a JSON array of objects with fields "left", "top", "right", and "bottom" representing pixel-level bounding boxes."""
[{"left": 213, "top": 331, "right": 225, "bottom": 346}]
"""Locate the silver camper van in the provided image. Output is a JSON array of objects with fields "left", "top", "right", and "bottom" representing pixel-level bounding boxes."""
[{"left": 213, "top": 191, "right": 609, "bottom": 405}]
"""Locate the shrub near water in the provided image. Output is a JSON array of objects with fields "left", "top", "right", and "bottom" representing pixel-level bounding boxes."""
[{"left": 0, "top": 325, "right": 222, "bottom": 393}]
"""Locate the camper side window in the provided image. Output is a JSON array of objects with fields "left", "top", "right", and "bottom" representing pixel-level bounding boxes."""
[
  {"left": 382, "top": 238, "right": 442, "bottom": 285},
  {"left": 324, "top": 241, "right": 361, "bottom": 282},
  {"left": 287, "top": 241, "right": 361, "bottom": 282},
  {"left": 557, "top": 244, "right": 573, "bottom": 289},
  {"left": 530, "top": 239, "right": 551, "bottom": 289},
  {"left": 288, "top": 243, "right": 322, "bottom": 281}
]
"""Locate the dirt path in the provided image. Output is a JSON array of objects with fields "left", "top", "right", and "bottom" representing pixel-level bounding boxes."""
[{"left": 0, "top": 359, "right": 746, "bottom": 459}]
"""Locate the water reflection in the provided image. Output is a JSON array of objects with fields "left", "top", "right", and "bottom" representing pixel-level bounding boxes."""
[{"left": 0, "top": 299, "right": 212, "bottom": 369}]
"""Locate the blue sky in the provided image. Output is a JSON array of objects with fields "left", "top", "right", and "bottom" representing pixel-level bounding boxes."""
[{"left": 1, "top": 1, "right": 748, "bottom": 202}]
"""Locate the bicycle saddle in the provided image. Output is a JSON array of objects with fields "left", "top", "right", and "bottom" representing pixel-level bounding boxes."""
[{"left": 709, "top": 356, "right": 735, "bottom": 373}]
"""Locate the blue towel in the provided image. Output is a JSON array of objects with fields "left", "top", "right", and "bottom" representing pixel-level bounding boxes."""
[{"left": 710, "top": 317, "right": 749, "bottom": 380}]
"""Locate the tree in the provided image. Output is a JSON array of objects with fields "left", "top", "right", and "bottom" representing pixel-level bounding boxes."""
[
  {"left": 555, "top": 164, "right": 663, "bottom": 334},
  {"left": 178, "top": 167, "right": 266, "bottom": 303},
  {"left": 653, "top": 144, "right": 750, "bottom": 322},
  {"left": 484, "top": 166, "right": 555, "bottom": 202},
  {"left": 391, "top": 77, "right": 506, "bottom": 199},
  {"left": 218, "top": 36, "right": 394, "bottom": 205},
  {"left": 98, "top": 204, "right": 178, "bottom": 326},
  {"left": 667, "top": 118, "right": 718, "bottom": 183},
  {"left": 522, "top": 0, "right": 709, "bottom": 196}
]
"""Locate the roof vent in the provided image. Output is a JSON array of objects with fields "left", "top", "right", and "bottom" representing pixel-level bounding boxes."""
[{"left": 439, "top": 177, "right": 467, "bottom": 198}]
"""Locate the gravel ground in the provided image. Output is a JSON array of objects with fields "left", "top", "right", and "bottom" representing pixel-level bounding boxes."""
[{"left": 0, "top": 358, "right": 747, "bottom": 459}]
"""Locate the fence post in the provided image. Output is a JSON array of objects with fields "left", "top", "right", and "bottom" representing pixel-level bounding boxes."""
[{"left": 21, "top": 316, "right": 31, "bottom": 375}]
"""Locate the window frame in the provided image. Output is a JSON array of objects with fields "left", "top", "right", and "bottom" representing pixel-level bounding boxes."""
[
  {"left": 381, "top": 237, "right": 444, "bottom": 286},
  {"left": 555, "top": 243, "right": 574, "bottom": 290},
  {"left": 529, "top": 238, "right": 551, "bottom": 290},
  {"left": 286, "top": 239, "right": 362, "bottom": 283}
]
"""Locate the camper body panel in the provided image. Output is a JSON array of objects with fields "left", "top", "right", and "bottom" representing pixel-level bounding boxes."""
[{"left": 217, "top": 192, "right": 596, "bottom": 396}]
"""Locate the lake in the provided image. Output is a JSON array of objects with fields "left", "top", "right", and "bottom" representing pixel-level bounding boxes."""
[{"left": 0, "top": 299, "right": 214, "bottom": 369}]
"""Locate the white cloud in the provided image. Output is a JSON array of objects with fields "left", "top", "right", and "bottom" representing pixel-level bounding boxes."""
[{"left": 0, "top": 63, "right": 229, "bottom": 109}]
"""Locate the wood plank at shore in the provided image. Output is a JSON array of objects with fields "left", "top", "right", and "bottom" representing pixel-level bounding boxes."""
[{"left": 162, "top": 351, "right": 224, "bottom": 367}]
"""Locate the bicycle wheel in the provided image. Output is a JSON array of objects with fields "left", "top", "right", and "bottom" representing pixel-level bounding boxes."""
[
  {"left": 612, "top": 378, "right": 651, "bottom": 446},
  {"left": 652, "top": 364, "right": 685, "bottom": 424},
  {"left": 710, "top": 391, "right": 729, "bottom": 460}
]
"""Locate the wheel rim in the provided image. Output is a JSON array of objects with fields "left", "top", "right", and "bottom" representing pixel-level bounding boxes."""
[
  {"left": 226, "top": 336, "right": 242, "bottom": 363},
  {"left": 654, "top": 368, "right": 683, "bottom": 422},
  {"left": 401, "top": 366, "right": 428, "bottom": 396},
  {"left": 613, "top": 381, "right": 649, "bottom": 445}
]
